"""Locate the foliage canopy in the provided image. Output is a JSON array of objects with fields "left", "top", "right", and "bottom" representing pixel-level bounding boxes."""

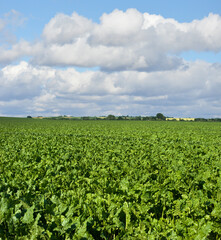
[{"left": 0, "top": 118, "right": 221, "bottom": 239}]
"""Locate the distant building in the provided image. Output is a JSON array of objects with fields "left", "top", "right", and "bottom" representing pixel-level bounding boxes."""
[
  {"left": 33, "top": 116, "right": 44, "bottom": 119},
  {"left": 166, "top": 117, "right": 195, "bottom": 121}
]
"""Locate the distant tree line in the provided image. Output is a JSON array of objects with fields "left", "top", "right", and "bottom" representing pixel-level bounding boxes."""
[
  {"left": 194, "top": 118, "right": 221, "bottom": 122},
  {"left": 28, "top": 113, "right": 221, "bottom": 122}
]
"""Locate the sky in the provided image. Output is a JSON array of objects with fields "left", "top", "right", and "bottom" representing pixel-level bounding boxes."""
[{"left": 1, "top": 0, "right": 221, "bottom": 118}]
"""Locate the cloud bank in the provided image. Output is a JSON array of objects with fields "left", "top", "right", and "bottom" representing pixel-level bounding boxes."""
[
  {"left": 1, "top": 61, "right": 221, "bottom": 117},
  {"left": 1, "top": 9, "right": 221, "bottom": 117}
]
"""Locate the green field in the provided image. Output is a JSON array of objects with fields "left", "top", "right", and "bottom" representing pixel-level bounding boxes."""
[{"left": 0, "top": 118, "right": 221, "bottom": 239}]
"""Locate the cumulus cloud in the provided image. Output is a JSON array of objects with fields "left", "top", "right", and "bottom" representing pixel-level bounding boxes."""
[
  {"left": 1, "top": 9, "right": 221, "bottom": 71},
  {"left": 1, "top": 61, "right": 221, "bottom": 117},
  {"left": 42, "top": 12, "right": 94, "bottom": 44},
  {"left": 89, "top": 9, "right": 144, "bottom": 46},
  {"left": 33, "top": 9, "right": 221, "bottom": 71},
  {"left": 1, "top": 9, "right": 221, "bottom": 117},
  {"left": 0, "top": 61, "right": 54, "bottom": 100}
]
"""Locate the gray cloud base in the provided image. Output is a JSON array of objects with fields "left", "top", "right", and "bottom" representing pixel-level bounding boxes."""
[{"left": 0, "top": 61, "right": 221, "bottom": 118}]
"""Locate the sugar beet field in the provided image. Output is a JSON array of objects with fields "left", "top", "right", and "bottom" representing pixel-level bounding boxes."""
[{"left": 0, "top": 118, "right": 221, "bottom": 239}]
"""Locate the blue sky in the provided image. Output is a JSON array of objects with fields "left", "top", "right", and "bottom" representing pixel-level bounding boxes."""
[
  {"left": 1, "top": 0, "right": 221, "bottom": 117},
  {"left": 1, "top": 0, "right": 221, "bottom": 20},
  {"left": 1, "top": 0, "right": 221, "bottom": 39}
]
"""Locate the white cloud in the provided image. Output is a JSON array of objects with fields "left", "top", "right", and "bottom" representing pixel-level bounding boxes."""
[
  {"left": 1, "top": 9, "right": 221, "bottom": 117},
  {"left": 1, "top": 9, "right": 221, "bottom": 71},
  {"left": 42, "top": 12, "right": 94, "bottom": 44},
  {"left": 31, "top": 10, "right": 221, "bottom": 71},
  {"left": 188, "top": 13, "right": 221, "bottom": 51},
  {"left": 1, "top": 61, "right": 221, "bottom": 117},
  {"left": 0, "top": 61, "right": 54, "bottom": 100},
  {"left": 89, "top": 9, "right": 144, "bottom": 46}
]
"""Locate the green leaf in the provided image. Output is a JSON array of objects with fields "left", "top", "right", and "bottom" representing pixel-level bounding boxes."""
[{"left": 22, "top": 205, "right": 35, "bottom": 224}]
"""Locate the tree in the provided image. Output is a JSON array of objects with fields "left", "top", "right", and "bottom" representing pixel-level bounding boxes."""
[
  {"left": 81, "top": 116, "right": 90, "bottom": 120},
  {"left": 156, "top": 113, "right": 166, "bottom": 120},
  {"left": 117, "top": 116, "right": 123, "bottom": 120},
  {"left": 106, "top": 115, "right": 116, "bottom": 120}
]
